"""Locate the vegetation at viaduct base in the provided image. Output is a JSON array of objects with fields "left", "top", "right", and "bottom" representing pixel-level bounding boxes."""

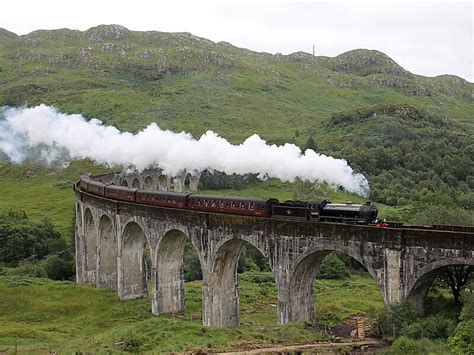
[{"left": 0, "top": 25, "right": 473, "bottom": 352}]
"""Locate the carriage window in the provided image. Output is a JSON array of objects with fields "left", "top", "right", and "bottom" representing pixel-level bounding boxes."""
[
  {"left": 197, "top": 200, "right": 201, "bottom": 205},
  {"left": 204, "top": 200, "right": 208, "bottom": 206},
  {"left": 220, "top": 201, "right": 225, "bottom": 207},
  {"left": 240, "top": 202, "right": 245, "bottom": 209},
  {"left": 231, "top": 202, "right": 237, "bottom": 208},
  {"left": 211, "top": 200, "right": 216, "bottom": 207},
  {"left": 249, "top": 202, "right": 255, "bottom": 210}
]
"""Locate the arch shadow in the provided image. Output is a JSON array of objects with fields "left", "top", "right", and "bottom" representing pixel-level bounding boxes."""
[
  {"left": 144, "top": 176, "right": 154, "bottom": 190},
  {"left": 132, "top": 178, "right": 141, "bottom": 189}
]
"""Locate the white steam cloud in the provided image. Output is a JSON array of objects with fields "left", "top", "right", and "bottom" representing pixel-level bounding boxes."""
[{"left": 0, "top": 105, "right": 370, "bottom": 196}]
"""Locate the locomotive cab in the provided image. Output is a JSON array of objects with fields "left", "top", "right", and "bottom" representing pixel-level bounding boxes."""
[{"left": 307, "top": 199, "right": 329, "bottom": 221}]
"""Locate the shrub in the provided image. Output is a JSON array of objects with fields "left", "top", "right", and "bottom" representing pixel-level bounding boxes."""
[
  {"left": 239, "top": 271, "right": 275, "bottom": 284},
  {"left": 448, "top": 282, "right": 474, "bottom": 353},
  {"left": 0, "top": 211, "right": 65, "bottom": 266},
  {"left": 378, "top": 301, "right": 421, "bottom": 338},
  {"left": 8, "top": 258, "right": 47, "bottom": 278},
  {"left": 319, "top": 252, "right": 349, "bottom": 279},
  {"left": 183, "top": 243, "right": 202, "bottom": 282},
  {"left": 388, "top": 336, "right": 448, "bottom": 354},
  {"left": 44, "top": 255, "right": 74, "bottom": 280},
  {"left": 401, "top": 315, "right": 455, "bottom": 340},
  {"left": 448, "top": 320, "right": 474, "bottom": 354}
]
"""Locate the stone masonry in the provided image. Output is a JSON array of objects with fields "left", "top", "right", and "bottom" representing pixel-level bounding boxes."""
[{"left": 75, "top": 186, "right": 474, "bottom": 328}]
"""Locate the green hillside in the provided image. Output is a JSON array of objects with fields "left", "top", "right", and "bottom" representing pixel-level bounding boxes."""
[{"left": 0, "top": 24, "right": 473, "bottom": 225}]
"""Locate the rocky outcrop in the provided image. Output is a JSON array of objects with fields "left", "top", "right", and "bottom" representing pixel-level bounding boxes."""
[
  {"left": 86, "top": 24, "right": 129, "bottom": 43},
  {"left": 329, "top": 49, "right": 411, "bottom": 77}
]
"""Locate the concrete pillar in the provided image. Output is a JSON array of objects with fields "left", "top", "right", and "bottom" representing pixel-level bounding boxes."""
[
  {"left": 152, "top": 230, "right": 187, "bottom": 315},
  {"left": 118, "top": 222, "right": 148, "bottom": 300},
  {"left": 157, "top": 175, "right": 168, "bottom": 191},
  {"left": 189, "top": 174, "right": 201, "bottom": 191},
  {"left": 75, "top": 203, "right": 85, "bottom": 283},
  {"left": 173, "top": 176, "right": 183, "bottom": 192},
  {"left": 280, "top": 251, "right": 330, "bottom": 324},
  {"left": 97, "top": 215, "right": 118, "bottom": 288},
  {"left": 384, "top": 249, "right": 402, "bottom": 304},
  {"left": 203, "top": 239, "right": 245, "bottom": 327},
  {"left": 84, "top": 208, "right": 97, "bottom": 284}
]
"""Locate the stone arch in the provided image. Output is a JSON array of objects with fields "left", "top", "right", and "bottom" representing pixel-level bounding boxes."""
[
  {"left": 132, "top": 178, "right": 141, "bottom": 188},
  {"left": 158, "top": 175, "right": 168, "bottom": 191},
  {"left": 75, "top": 203, "right": 85, "bottom": 282},
  {"left": 98, "top": 215, "right": 117, "bottom": 288},
  {"left": 287, "top": 247, "right": 381, "bottom": 323},
  {"left": 152, "top": 228, "right": 203, "bottom": 315},
  {"left": 121, "top": 179, "right": 129, "bottom": 187},
  {"left": 406, "top": 257, "right": 474, "bottom": 308},
  {"left": 144, "top": 176, "right": 154, "bottom": 190},
  {"left": 84, "top": 208, "right": 97, "bottom": 284},
  {"left": 119, "top": 221, "right": 151, "bottom": 300},
  {"left": 205, "top": 237, "right": 271, "bottom": 327},
  {"left": 183, "top": 174, "right": 191, "bottom": 190}
]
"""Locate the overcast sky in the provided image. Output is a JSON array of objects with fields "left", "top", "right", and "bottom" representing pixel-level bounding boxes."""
[{"left": 1, "top": 0, "right": 472, "bottom": 82}]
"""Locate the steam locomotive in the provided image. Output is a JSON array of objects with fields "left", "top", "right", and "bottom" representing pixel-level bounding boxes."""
[{"left": 78, "top": 174, "right": 379, "bottom": 224}]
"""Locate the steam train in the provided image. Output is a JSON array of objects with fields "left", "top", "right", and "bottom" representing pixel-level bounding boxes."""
[{"left": 79, "top": 175, "right": 380, "bottom": 224}]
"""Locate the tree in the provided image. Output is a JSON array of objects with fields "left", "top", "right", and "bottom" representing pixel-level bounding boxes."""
[
  {"left": 438, "top": 265, "right": 472, "bottom": 305},
  {"left": 448, "top": 281, "right": 474, "bottom": 353},
  {"left": 305, "top": 135, "right": 317, "bottom": 151},
  {"left": 44, "top": 255, "right": 74, "bottom": 280},
  {"left": 319, "top": 252, "right": 350, "bottom": 279},
  {"left": 0, "top": 211, "right": 64, "bottom": 266}
]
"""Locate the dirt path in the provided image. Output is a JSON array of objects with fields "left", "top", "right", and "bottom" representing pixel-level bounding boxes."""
[{"left": 217, "top": 339, "right": 385, "bottom": 354}]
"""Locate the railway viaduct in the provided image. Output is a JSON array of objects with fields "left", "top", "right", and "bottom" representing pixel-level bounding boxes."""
[{"left": 75, "top": 177, "right": 474, "bottom": 328}]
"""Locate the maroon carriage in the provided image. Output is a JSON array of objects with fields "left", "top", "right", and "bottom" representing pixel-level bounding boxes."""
[
  {"left": 187, "top": 194, "right": 271, "bottom": 217},
  {"left": 136, "top": 190, "right": 188, "bottom": 209}
]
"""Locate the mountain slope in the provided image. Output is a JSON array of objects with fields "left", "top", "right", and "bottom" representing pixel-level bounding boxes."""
[
  {"left": 0, "top": 25, "right": 472, "bottom": 214},
  {"left": 0, "top": 25, "right": 472, "bottom": 140}
]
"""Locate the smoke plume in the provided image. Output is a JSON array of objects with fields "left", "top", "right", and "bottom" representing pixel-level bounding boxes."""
[{"left": 0, "top": 105, "right": 370, "bottom": 195}]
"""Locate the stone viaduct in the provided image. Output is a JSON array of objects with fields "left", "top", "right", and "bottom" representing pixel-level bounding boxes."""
[
  {"left": 75, "top": 177, "right": 474, "bottom": 328},
  {"left": 98, "top": 168, "right": 202, "bottom": 192}
]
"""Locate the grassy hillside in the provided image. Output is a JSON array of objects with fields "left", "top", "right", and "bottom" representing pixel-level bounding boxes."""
[
  {"left": 0, "top": 271, "right": 384, "bottom": 353},
  {"left": 0, "top": 25, "right": 472, "bottom": 142},
  {"left": 0, "top": 25, "right": 472, "bottom": 232}
]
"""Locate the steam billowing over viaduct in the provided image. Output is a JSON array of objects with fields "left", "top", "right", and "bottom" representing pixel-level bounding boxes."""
[{"left": 75, "top": 172, "right": 474, "bottom": 327}]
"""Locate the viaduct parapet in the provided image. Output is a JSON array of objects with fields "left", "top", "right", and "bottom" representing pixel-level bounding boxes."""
[{"left": 75, "top": 177, "right": 474, "bottom": 328}]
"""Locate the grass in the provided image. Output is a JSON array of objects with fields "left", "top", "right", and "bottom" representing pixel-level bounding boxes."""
[
  {"left": 0, "top": 160, "right": 108, "bottom": 236},
  {"left": 0, "top": 270, "right": 384, "bottom": 353}
]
